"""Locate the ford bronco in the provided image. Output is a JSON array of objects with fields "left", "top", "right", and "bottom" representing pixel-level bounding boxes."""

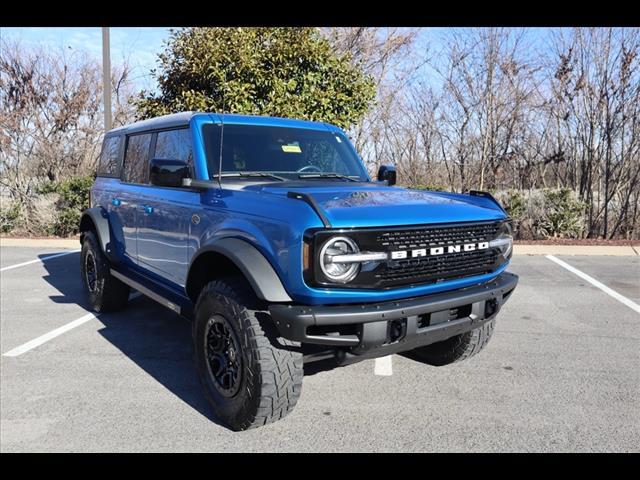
[{"left": 80, "top": 112, "right": 518, "bottom": 430}]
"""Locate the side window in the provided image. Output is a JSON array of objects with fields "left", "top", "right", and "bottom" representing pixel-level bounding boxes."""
[
  {"left": 122, "top": 133, "right": 152, "bottom": 184},
  {"left": 154, "top": 128, "right": 193, "bottom": 166},
  {"left": 98, "top": 136, "right": 122, "bottom": 176}
]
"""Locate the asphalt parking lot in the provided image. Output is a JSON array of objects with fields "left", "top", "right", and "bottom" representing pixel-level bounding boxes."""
[{"left": 1, "top": 245, "right": 638, "bottom": 452}]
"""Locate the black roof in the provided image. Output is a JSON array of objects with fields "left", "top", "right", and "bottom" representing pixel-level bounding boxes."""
[
  {"left": 107, "top": 112, "right": 197, "bottom": 135},
  {"left": 106, "top": 112, "right": 339, "bottom": 136}
]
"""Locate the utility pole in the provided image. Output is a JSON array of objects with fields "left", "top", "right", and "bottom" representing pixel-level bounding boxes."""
[{"left": 102, "top": 27, "right": 112, "bottom": 132}]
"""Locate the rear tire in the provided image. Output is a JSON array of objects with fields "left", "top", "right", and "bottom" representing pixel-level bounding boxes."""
[
  {"left": 80, "top": 231, "right": 130, "bottom": 313},
  {"left": 403, "top": 318, "right": 495, "bottom": 366},
  {"left": 193, "top": 277, "right": 303, "bottom": 431}
]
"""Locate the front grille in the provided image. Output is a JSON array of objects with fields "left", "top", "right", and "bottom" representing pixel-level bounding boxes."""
[
  {"left": 373, "top": 222, "right": 502, "bottom": 287},
  {"left": 378, "top": 249, "right": 498, "bottom": 284},
  {"left": 309, "top": 221, "right": 506, "bottom": 289},
  {"left": 376, "top": 222, "right": 500, "bottom": 249}
]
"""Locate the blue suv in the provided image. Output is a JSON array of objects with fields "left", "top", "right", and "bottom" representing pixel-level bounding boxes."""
[{"left": 80, "top": 112, "right": 518, "bottom": 430}]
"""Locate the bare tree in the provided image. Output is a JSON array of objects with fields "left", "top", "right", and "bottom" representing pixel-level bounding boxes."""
[
  {"left": 0, "top": 40, "right": 135, "bottom": 231},
  {"left": 0, "top": 41, "right": 134, "bottom": 183}
]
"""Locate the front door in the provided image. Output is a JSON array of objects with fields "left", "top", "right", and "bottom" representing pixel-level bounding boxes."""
[{"left": 135, "top": 128, "right": 197, "bottom": 287}]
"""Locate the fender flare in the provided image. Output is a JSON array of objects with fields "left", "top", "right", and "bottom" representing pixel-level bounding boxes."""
[
  {"left": 80, "top": 207, "right": 117, "bottom": 263},
  {"left": 189, "top": 238, "right": 292, "bottom": 303}
]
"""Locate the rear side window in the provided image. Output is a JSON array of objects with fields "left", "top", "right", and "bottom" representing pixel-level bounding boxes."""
[
  {"left": 122, "top": 133, "right": 152, "bottom": 184},
  {"left": 154, "top": 128, "right": 193, "bottom": 164},
  {"left": 98, "top": 136, "right": 122, "bottom": 176}
]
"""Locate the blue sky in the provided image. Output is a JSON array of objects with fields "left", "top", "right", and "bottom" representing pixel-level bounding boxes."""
[
  {"left": 0, "top": 27, "right": 173, "bottom": 91},
  {"left": 1, "top": 27, "right": 558, "bottom": 94}
]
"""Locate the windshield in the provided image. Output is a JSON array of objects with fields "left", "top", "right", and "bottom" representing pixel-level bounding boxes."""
[{"left": 202, "top": 123, "right": 369, "bottom": 181}]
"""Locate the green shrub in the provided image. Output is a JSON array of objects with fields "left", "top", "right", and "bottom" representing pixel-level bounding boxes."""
[
  {"left": 503, "top": 190, "right": 526, "bottom": 221},
  {"left": 537, "top": 188, "right": 587, "bottom": 238},
  {"left": 412, "top": 183, "right": 448, "bottom": 191},
  {"left": 0, "top": 201, "right": 22, "bottom": 234},
  {"left": 135, "top": 27, "right": 376, "bottom": 130},
  {"left": 493, "top": 188, "right": 586, "bottom": 240},
  {"left": 38, "top": 175, "right": 94, "bottom": 237}
]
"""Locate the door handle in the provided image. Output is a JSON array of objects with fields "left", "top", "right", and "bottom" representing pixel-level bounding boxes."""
[
  {"left": 111, "top": 198, "right": 121, "bottom": 207},
  {"left": 140, "top": 205, "right": 154, "bottom": 214}
]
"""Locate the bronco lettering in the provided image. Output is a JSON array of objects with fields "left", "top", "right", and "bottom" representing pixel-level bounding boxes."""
[{"left": 390, "top": 242, "right": 489, "bottom": 260}]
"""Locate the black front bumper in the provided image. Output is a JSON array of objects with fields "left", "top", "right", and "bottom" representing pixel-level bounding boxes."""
[{"left": 269, "top": 272, "right": 518, "bottom": 358}]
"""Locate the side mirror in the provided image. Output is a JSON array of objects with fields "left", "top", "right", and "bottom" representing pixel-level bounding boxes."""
[
  {"left": 149, "top": 158, "right": 190, "bottom": 187},
  {"left": 377, "top": 164, "right": 397, "bottom": 186}
]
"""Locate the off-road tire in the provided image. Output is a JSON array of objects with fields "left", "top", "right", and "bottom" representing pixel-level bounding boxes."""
[
  {"left": 403, "top": 318, "right": 495, "bottom": 366},
  {"left": 193, "top": 277, "right": 303, "bottom": 431},
  {"left": 80, "top": 231, "right": 130, "bottom": 312}
]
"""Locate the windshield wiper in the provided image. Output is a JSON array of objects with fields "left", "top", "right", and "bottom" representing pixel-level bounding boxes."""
[
  {"left": 298, "top": 172, "right": 358, "bottom": 182},
  {"left": 220, "top": 172, "right": 286, "bottom": 181}
]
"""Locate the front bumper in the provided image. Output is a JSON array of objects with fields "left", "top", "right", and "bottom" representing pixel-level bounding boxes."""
[{"left": 269, "top": 272, "right": 518, "bottom": 358}]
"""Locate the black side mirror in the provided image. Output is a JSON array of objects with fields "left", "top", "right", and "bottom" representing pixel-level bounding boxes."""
[
  {"left": 149, "top": 158, "right": 190, "bottom": 187},
  {"left": 377, "top": 164, "right": 397, "bottom": 186}
]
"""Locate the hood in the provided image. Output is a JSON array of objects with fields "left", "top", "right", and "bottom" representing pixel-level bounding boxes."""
[{"left": 243, "top": 182, "right": 506, "bottom": 228}]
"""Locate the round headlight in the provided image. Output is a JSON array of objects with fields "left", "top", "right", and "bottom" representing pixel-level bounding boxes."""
[
  {"left": 489, "top": 222, "right": 513, "bottom": 259},
  {"left": 319, "top": 236, "right": 360, "bottom": 283}
]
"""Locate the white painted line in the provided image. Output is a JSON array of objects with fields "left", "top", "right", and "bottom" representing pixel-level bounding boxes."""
[
  {"left": 0, "top": 249, "right": 80, "bottom": 272},
  {"left": 546, "top": 255, "right": 640, "bottom": 315},
  {"left": 2, "top": 292, "right": 143, "bottom": 357},
  {"left": 2, "top": 312, "right": 97, "bottom": 357},
  {"left": 374, "top": 355, "right": 393, "bottom": 376}
]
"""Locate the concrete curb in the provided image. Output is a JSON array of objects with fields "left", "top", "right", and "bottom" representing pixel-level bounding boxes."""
[
  {"left": 513, "top": 244, "right": 639, "bottom": 256},
  {"left": 1, "top": 237, "right": 639, "bottom": 256},
  {"left": 0, "top": 238, "right": 80, "bottom": 249}
]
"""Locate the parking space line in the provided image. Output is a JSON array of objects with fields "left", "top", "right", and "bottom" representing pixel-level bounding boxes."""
[
  {"left": 0, "top": 250, "right": 80, "bottom": 272},
  {"left": 374, "top": 356, "right": 393, "bottom": 376},
  {"left": 546, "top": 255, "right": 640, "bottom": 315},
  {"left": 2, "top": 312, "right": 97, "bottom": 357},
  {"left": 2, "top": 293, "right": 142, "bottom": 357}
]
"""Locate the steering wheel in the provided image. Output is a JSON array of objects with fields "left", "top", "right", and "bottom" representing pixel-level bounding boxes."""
[{"left": 297, "top": 165, "right": 322, "bottom": 173}]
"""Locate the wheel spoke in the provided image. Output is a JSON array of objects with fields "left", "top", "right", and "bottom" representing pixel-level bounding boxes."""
[
  {"left": 204, "top": 316, "right": 242, "bottom": 397},
  {"left": 85, "top": 252, "right": 98, "bottom": 293}
]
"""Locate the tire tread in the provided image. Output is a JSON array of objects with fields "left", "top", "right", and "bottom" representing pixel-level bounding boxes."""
[
  {"left": 195, "top": 277, "right": 303, "bottom": 430},
  {"left": 404, "top": 319, "right": 495, "bottom": 366}
]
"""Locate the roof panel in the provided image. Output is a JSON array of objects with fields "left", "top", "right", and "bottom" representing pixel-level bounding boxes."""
[{"left": 108, "top": 112, "right": 337, "bottom": 135}]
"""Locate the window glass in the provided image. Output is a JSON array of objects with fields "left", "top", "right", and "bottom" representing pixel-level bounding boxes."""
[
  {"left": 122, "top": 133, "right": 152, "bottom": 184},
  {"left": 154, "top": 128, "right": 193, "bottom": 165},
  {"left": 202, "top": 124, "right": 368, "bottom": 181},
  {"left": 98, "top": 136, "right": 121, "bottom": 176}
]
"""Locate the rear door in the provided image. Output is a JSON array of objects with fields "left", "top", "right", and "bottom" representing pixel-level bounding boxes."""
[
  {"left": 135, "top": 128, "right": 198, "bottom": 287},
  {"left": 114, "top": 132, "right": 153, "bottom": 266},
  {"left": 94, "top": 134, "right": 129, "bottom": 261}
]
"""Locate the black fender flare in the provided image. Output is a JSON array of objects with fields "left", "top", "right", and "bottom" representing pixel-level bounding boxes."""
[
  {"left": 188, "top": 238, "right": 292, "bottom": 303},
  {"left": 79, "top": 207, "right": 118, "bottom": 263}
]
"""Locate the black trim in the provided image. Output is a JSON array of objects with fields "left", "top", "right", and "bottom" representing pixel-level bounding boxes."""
[
  {"left": 468, "top": 190, "right": 508, "bottom": 215},
  {"left": 269, "top": 272, "right": 518, "bottom": 352},
  {"left": 187, "top": 238, "right": 292, "bottom": 302},
  {"left": 111, "top": 269, "right": 182, "bottom": 314},
  {"left": 287, "top": 191, "right": 332, "bottom": 228},
  {"left": 80, "top": 207, "right": 117, "bottom": 263}
]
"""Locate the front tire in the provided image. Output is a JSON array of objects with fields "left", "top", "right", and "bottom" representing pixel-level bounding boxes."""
[
  {"left": 193, "top": 277, "right": 303, "bottom": 431},
  {"left": 403, "top": 318, "right": 496, "bottom": 366},
  {"left": 80, "top": 231, "right": 130, "bottom": 313}
]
